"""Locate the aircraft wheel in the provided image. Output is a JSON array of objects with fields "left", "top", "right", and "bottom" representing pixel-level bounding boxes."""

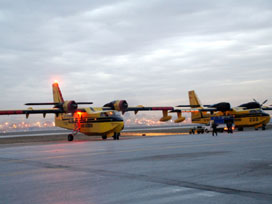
[
  {"left": 116, "top": 133, "right": 120, "bottom": 140},
  {"left": 68, "top": 134, "right": 74, "bottom": 141},
  {"left": 113, "top": 133, "right": 117, "bottom": 140},
  {"left": 255, "top": 128, "right": 258, "bottom": 131},
  {"left": 102, "top": 135, "right": 107, "bottom": 140},
  {"left": 238, "top": 127, "right": 243, "bottom": 131},
  {"left": 262, "top": 125, "right": 266, "bottom": 130}
]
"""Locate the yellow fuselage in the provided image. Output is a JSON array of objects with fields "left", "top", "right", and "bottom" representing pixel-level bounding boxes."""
[
  {"left": 55, "top": 107, "right": 124, "bottom": 138},
  {"left": 192, "top": 109, "right": 270, "bottom": 129}
]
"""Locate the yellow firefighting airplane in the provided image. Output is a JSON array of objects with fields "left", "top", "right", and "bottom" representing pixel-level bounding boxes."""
[
  {"left": 0, "top": 81, "right": 184, "bottom": 141},
  {"left": 177, "top": 90, "right": 271, "bottom": 131}
]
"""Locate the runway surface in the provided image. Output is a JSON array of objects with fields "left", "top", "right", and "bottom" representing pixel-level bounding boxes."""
[
  {"left": 0, "top": 125, "right": 192, "bottom": 138},
  {"left": 1, "top": 130, "right": 272, "bottom": 204}
]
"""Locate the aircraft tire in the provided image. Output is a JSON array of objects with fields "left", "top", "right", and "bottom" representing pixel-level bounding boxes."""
[
  {"left": 102, "top": 135, "right": 107, "bottom": 140},
  {"left": 113, "top": 133, "right": 117, "bottom": 140},
  {"left": 117, "top": 133, "right": 120, "bottom": 140},
  {"left": 68, "top": 134, "right": 74, "bottom": 141},
  {"left": 238, "top": 127, "right": 243, "bottom": 131},
  {"left": 262, "top": 125, "right": 266, "bottom": 130}
]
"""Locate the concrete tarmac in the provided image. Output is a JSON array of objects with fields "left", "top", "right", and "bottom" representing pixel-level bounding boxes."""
[{"left": 1, "top": 130, "right": 272, "bottom": 204}]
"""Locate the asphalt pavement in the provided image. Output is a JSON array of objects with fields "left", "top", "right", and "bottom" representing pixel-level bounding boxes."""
[{"left": 1, "top": 130, "right": 272, "bottom": 204}]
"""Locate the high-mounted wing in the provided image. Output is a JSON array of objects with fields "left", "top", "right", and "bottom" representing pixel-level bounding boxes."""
[
  {"left": 125, "top": 106, "right": 207, "bottom": 123},
  {"left": 125, "top": 106, "right": 176, "bottom": 122},
  {"left": 262, "top": 106, "right": 272, "bottom": 111},
  {"left": 177, "top": 102, "right": 231, "bottom": 112},
  {"left": 0, "top": 101, "right": 92, "bottom": 118},
  {"left": 102, "top": 100, "right": 188, "bottom": 123},
  {"left": 0, "top": 108, "right": 62, "bottom": 118}
]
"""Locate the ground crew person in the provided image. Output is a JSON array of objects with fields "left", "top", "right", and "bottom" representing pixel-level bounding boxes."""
[{"left": 211, "top": 121, "right": 218, "bottom": 136}]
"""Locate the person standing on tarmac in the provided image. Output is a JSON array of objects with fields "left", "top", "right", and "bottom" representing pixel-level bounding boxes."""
[{"left": 211, "top": 121, "right": 218, "bottom": 136}]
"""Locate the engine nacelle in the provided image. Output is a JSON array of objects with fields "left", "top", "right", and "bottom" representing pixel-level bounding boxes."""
[
  {"left": 239, "top": 102, "right": 261, "bottom": 109},
  {"left": 103, "top": 100, "right": 128, "bottom": 112},
  {"left": 63, "top": 100, "right": 78, "bottom": 113},
  {"left": 211, "top": 102, "right": 231, "bottom": 112}
]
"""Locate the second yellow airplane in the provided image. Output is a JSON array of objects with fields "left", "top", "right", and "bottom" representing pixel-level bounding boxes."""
[{"left": 181, "top": 90, "right": 271, "bottom": 131}]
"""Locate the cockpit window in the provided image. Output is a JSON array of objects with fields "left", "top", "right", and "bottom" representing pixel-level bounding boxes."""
[
  {"left": 100, "top": 111, "right": 120, "bottom": 117},
  {"left": 249, "top": 110, "right": 262, "bottom": 114},
  {"left": 100, "top": 113, "right": 107, "bottom": 117}
]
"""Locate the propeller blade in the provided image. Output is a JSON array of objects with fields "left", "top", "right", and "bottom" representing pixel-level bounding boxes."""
[{"left": 261, "top": 99, "right": 268, "bottom": 106}]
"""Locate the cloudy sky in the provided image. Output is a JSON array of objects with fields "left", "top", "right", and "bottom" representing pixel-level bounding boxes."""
[{"left": 0, "top": 0, "right": 272, "bottom": 113}]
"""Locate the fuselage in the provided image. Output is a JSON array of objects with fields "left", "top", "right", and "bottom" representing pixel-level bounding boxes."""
[
  {"left": 192, "top": 108, "right": 270, "bottom": 129},
  {"left": 231, "top": 108, "right": 270, "bottom": 128},
  {"left": 55, "top": 107, "right": 124, "bottom": 137}
]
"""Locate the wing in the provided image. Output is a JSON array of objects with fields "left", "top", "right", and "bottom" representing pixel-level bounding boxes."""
[
  {"left": 126, "top": 106, "right": 207, "bottom": 123},
  {"left": 0, "top": 108, "right": 63, "bottom": 118},
  {"left": 262, "top": 106, "right": 272, "bottom": 111},
  {"left": 125, "top": 106, "right": 176, "bottom": 122},
  {"left": 0, "top": 100, "right": 94, "bottom": 118}
]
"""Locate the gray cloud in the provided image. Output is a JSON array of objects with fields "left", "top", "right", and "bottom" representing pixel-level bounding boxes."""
[{"left": 0, "top": 0, "right": 272, "bottom": 114}]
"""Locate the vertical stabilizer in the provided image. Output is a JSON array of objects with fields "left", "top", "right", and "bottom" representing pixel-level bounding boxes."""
[
  {"left": 188, "top": 90, "right": 206, "bottom": 122},
  {"left": 52, "top": 82, "right": 64, "bottom": 103},
  {"left": 189, "top": 90, "right": 202, "bottom": 107},
  {"left": 52, "top": 82, "right": 65, "bottom": 125}
]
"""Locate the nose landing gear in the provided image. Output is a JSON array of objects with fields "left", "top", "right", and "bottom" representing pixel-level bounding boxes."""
[
  {"left": 67, "top": 125, "right": 80, "bottom": 141},
  {"left": 68, "top": 134, "right": 74, "bottom": 141}
]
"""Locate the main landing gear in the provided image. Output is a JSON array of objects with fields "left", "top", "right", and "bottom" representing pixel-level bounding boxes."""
[
  {"left": 255, "top": 125, "right": 266, "bottom": 131},
  {"left": 113, "top": 133, "right": 120, "bottom": 140},
  {"left": 101, "top": 133, "right": 120, "bottom": 140}
]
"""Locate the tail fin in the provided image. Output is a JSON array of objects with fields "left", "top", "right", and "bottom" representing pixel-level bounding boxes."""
[
  {"left": 189, "top": 90, "right": 202, "bottom": 108},
  {"left": 189, "top": 90, "right": 204, "bottom": 122},
  {"left": 52, "top": 82, "right": 64, "bottom": 103}
]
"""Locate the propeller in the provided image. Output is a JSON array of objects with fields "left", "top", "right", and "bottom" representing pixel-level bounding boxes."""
[{"left": 253, "top": 99, "right": 268, "bottom": 106}]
